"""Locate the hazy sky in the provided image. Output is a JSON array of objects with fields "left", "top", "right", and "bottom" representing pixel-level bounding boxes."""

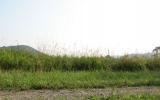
[{"left": 0, "top": 0, "right": 160, "bottom": 55}]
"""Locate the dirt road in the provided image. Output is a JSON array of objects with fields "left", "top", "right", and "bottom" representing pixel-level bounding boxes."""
[{"left": 0, "top": 87, "right": 160, "bottom": 100}]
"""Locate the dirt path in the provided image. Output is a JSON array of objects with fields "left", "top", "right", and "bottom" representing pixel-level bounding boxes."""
[{"left": 0, "top": 87, "right": 160, "bottom": 100}]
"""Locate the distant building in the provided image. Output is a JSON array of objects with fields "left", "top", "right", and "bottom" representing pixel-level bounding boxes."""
[{"left": 153, "top": 47, "right": 160, "bottom": 57}]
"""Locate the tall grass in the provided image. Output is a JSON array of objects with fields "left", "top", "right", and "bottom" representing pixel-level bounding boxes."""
[{"left": 0, "top": 48, "right": 160, "bottom": 71}]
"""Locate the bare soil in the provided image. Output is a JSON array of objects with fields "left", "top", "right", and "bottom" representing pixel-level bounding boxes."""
[{"left": 0, "top": 87, "right": 160, "bottom": 100}]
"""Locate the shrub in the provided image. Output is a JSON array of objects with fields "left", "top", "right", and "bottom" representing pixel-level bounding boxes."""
[
  {"left": 0, "top": 48, "right": 159, "bottom": 72},
  {"left": 146, "top": 57, "right": 160, "bottom": 71},
  {"left": 112, "top": 55, "right": 146, "bottom": 71}
]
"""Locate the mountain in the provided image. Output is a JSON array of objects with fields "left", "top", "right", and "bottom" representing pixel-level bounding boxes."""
[{"left": 0, "top": 45, "right": 40, "bottom": 54}]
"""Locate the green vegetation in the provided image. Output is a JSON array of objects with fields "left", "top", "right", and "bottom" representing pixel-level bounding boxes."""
[
  {"left": 0, "top": 48, "right": 160, "bottom": 90},
  {"left": 0, "top": 71, "right": 160, "bottom": 90},
  {"left": 88, "top": 94, "right": 160, "bottom": 100},
  {"left": 0, "top": 48, "right": 160, "bottom": 72}
]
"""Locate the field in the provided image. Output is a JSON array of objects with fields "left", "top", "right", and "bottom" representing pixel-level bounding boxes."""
[
  {"left": 1, "top": 48, "right": 160, "bottom": 72},
  {"left": 0, "top": 48, "right": 160, "bottom": 99},
  {"left": 0, "top": 71, "right": 160, "bottom": 90}
]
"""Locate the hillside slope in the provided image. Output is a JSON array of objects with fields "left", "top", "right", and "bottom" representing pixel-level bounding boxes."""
[{"left": 0, "top": 45, "right": 40, "bottom": 54}]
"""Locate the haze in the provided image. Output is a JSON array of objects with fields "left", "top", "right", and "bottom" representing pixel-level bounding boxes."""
[{"left": 0, "top": 0, "right": 160, "bottom": 55}]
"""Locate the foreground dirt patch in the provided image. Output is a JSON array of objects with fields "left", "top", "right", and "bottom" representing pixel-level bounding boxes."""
[{"left": 0, "top": 87, "right": 160, "bottom": 100}]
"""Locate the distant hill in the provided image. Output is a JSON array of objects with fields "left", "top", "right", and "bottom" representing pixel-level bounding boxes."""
[{"left": 0, "top": 45, "right": 40, "bottom": 54}]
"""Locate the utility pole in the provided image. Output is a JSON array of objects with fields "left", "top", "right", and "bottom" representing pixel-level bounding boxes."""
[
  {"left": 106, "top": 49, "right": 110, "bottom": 57},
  {"left": 108, "top": 49, "right": 110, "bottom": 56}
]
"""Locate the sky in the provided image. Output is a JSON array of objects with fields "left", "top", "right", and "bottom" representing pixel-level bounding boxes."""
[{"left": 0, "top": 0, "right": 160, "bottom": 55}]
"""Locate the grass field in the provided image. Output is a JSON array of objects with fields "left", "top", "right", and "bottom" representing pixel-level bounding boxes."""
[
  {"left": 0, "top": 48, "right": 160, "bottom": 99},
  {"left": 0, "top": 70, "right": 160, "bottom": 90},
  {"left": 1, "top": 48, "right": 160, "bottom": 72}
]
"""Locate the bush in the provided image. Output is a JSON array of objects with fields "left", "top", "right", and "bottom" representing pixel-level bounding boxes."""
[
  {"left": 146, "top": 57, "right": 160, "bottom": 71},
  {"left": 112, "top": 55, "right": 146, "bottom": 71},
  {"left": 0, "top": 48, "right": 159, "bottom": 72}
]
